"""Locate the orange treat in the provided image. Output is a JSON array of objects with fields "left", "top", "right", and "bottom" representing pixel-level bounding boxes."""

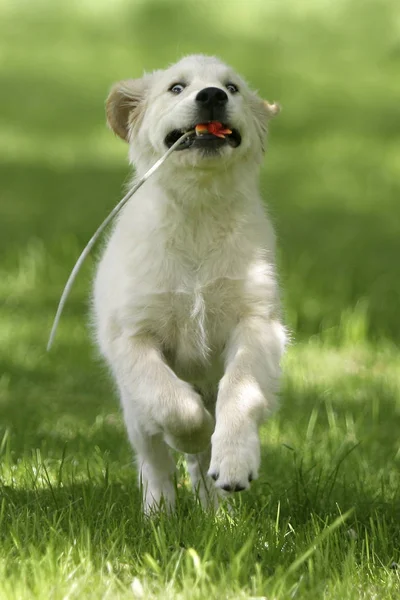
[{"left": 195, "top": 122, "right": 232, "bottom": 138}]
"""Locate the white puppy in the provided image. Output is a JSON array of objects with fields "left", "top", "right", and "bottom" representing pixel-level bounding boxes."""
[{"left": 93, "top": 55, "right": 286, "bottom": 512}]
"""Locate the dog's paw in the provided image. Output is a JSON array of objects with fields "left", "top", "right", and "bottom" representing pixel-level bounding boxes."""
[
  {"left": 141, "top": 478, "right": 176, "bottom": 515},
  {"left": 208, "top": 427, "right": 260, "bottom": 492},
  {"left": 162, "top": 385, "right": 215, "bottom": 454}
]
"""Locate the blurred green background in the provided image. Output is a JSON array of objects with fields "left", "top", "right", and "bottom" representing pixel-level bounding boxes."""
[
  {"left": 0, "top": 0, "right": 399, "bottom": 450},
  {"left": 1, "top": 1, "right": 400, "bottom": 596},
  {"left": 1, "top": 0, "right": 399, "bottom": 345},
  {"left": 1, "top": 0, "right": 400, "bottom": 457}
]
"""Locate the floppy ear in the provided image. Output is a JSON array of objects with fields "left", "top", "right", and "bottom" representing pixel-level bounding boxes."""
[{"left": 106, "top": 77, "right": 150, "bottom": 141}]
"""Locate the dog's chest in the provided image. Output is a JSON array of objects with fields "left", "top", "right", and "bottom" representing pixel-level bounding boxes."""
[
  {"left": 134, "top": 215, "right": 238, "bottom": 361},
  {"left": 146, "top": 277, "right": 243, "bottom": 376},
  {"left": 116, "top": 197, "right": 262, "bottom": 377}
]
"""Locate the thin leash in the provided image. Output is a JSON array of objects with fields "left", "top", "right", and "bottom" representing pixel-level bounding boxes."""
[{"left": 46, "top": 130, "right": 195, "bottom": 351}]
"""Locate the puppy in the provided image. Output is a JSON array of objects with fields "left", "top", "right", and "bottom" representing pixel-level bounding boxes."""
[{"left": 93, "top": 55, "right": 286, "bottom": 512}]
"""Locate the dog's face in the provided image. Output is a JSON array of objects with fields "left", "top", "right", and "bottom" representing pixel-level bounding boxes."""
[{"left": 106, "top": 55, "right": 279, "bottom": 170}]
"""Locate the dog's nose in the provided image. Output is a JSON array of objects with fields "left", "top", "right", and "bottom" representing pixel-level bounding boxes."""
[{"left": 196, "top": 87, "right": 228, "bottom": 108}]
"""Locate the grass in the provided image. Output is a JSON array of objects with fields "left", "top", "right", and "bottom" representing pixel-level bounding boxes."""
[{"left": 1, "top": 0, "right": 400, "bottom": 597}]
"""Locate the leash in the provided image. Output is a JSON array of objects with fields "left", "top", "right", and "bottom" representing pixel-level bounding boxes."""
[{"left": 46, "top": 130, "right": 195, "bottom": 351}]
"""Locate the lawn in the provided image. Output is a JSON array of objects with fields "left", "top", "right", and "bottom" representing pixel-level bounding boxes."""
[{"left": 1, "top": 0, "right": 400, "bottom": 598}]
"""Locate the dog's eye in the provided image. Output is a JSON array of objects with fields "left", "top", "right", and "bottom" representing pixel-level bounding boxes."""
[
  {"left": 226, "top": 83, "right": 239, "bottom": 94},
  {"left": 169, "top": 83, "right": 186, "bottom": 94}
]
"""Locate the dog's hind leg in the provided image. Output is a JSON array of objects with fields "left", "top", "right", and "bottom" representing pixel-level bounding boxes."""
[
  {"left": 137, "top": 434, "right": 176, "bottom": 514},
  {"left": 124, "top": 413, "right": 177, "bottom": 513},
  {"left": 186, "top": 448, "right": 219, "bottom": 510}
]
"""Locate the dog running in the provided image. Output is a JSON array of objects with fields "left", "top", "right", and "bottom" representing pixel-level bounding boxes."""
[{"left": 93, "top": 54, "right": 286, "bottom": 512}]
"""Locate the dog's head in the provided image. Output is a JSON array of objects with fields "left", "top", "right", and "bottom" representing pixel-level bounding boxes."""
[{"left": 106, "top": 55, "right": 279, "bottom": 171}]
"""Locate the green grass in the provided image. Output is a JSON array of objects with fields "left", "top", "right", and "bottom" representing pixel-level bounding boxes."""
[{"left": 1, "top": 0, "right": 400, "bottom": 597}]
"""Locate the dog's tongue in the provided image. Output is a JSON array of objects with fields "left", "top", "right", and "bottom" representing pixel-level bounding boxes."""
[{"left": 195, "top": 122, "right": 232, "bottom": 139}]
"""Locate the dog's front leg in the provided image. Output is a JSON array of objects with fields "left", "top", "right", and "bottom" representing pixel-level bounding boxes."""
[
  {"left": 110, "top": 334, "right": 215, "bottom": 511},
  {"left": 208, "top": 317, "right": 285, "bottom": 492},
  {"left": 111, "top": 334, "right": 215, "bottom": 456}
]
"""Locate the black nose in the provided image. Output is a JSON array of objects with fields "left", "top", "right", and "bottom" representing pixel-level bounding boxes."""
[{"left": 196, "top": 87, "right": 228, "bottom": 108}]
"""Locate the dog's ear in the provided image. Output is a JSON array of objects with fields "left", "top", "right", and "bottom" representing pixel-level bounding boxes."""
[
  {"left": 249, "top": 95, "right": 281, "bottom": 152},
  {"left": 106, "top": 77, "right": 150, "bottom": 141},
  {"left": 263, "top": 100, "right": 280, "bottom": 118}
]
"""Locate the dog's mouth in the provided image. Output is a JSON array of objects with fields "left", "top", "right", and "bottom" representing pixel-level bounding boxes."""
[{"left": 165, "top": 123, "right": 242, "bottom": 152}]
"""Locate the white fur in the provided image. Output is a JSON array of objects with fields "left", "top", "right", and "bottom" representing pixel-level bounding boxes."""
[{"left": 93, "top": 55, "right": 286, "bottom": 512}]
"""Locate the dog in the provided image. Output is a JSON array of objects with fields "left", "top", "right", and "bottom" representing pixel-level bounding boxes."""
[{"left": 93, "top": 54, "right": 286, "bottom": 512}]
